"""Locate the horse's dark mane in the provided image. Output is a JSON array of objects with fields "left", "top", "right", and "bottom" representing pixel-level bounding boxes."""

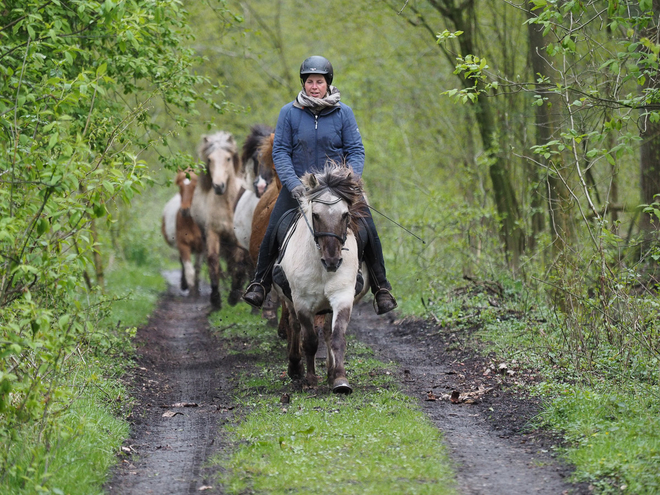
[
  {"left": 304, "top": 162, "right": 368, "bottom": 229},
  {"left": 241, "top": 124, "right": 274, "bottom": 175}
]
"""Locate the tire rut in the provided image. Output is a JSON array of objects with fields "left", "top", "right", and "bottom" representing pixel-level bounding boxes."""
[
  {"left": 107, "top": 273, "right": 239, "bottom": 495},
  {"left": 349, "top": 303, "right": 587, "bottom": 495}
]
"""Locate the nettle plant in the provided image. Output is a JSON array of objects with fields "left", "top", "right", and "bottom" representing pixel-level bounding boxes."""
[{"left": 0, "top": 0, "right": 230, "bottom": 479}]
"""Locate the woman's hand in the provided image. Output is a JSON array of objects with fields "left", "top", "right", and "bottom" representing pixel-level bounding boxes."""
[{"left": 291, "top": 185, "right": 306, "bottom": 200}]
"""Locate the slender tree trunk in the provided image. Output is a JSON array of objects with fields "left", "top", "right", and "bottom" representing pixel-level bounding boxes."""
[
  {"left": 90, "top": 219, "right": 104, "bottom": 290},
  {"left": 526, "top": 1, "right": 574, "bottom": 254},
  {"left": 639, "top": 0, "right": 660, "bottom": 235},
  {"left": 429, "top": 0, "right": 524, "bottom": 267}
]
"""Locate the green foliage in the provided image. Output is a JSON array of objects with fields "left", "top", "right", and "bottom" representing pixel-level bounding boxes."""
[{"left": 0, "top": 0, "right": 233, "bottom": 488}]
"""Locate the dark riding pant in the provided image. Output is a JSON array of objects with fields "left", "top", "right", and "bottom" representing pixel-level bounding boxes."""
[{"left": 251, "top": 186, "right": 299, "bottom": 288}]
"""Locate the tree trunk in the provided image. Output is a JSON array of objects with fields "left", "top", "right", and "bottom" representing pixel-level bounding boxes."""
[
  {"left": 526, "top": 1, "right": 574, "bottom": 254},
  {"left": 639, "top": 0, "right": 660, "bottom": 235}
]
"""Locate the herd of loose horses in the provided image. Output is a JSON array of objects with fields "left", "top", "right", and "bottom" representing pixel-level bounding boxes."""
[{"left": 161, "top": 126, "right": 372, "bottom": 394}]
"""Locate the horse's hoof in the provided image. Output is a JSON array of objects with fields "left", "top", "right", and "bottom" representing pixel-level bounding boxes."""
[
  {"left": 288, "top": 361, "right": 304, "bottom": 380},
  {"left": 210, "top": 291, "right": 221, "bottom": 309},
  {"left": 332, "top": 378, "right": 352, "bottom": 395},
  {"left": 277, "top": 324, "right": 287, "bottom": 340},
  {"left": 305, "top": 374, "right": 318, "bottom": 388},
  {"left": 228, "top": 289, "right": 241, "bottom": 306}
]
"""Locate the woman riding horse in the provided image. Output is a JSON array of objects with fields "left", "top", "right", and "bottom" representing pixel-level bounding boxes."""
[{"left": 243, "top": 55, "right": 397, "bottom": 315}]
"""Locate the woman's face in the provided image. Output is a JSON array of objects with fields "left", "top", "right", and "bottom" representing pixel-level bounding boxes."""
[{"left": 304, "top": 74, "right": 328, "bottom": 99}]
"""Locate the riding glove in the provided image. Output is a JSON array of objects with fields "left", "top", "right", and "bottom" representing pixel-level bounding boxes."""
[{"left": 291, "top": 185, "right": 306, "bottom": 200}]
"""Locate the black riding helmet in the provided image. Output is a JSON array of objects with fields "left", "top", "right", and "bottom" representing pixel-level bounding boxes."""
[{"left": 300, "top": 56, "right": 333, "bottom": 86}]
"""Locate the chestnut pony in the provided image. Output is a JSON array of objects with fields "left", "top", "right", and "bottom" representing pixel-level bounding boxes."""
[{"left": 161, "top": 170, "right": 204, "bottom": 293}]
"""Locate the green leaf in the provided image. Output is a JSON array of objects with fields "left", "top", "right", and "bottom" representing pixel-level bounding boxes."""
[{"left": 48, "top": 132, "right": 59, "bottom": 149}]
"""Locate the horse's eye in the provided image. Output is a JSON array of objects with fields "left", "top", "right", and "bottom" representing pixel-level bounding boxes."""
[
  {"left": 342, "top": 212, "right": 349, "bottom": 219},
  {"left": 312, "top": 213, "right": 320, "bottom": 220}
]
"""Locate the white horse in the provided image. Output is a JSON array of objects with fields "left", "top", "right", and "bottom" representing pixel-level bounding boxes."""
[
  {"left": 273, "top": 163, "right": 369, "bottom": 394},
  {"left": 191, "top": 131, "right": 248, "bottom": 309}
]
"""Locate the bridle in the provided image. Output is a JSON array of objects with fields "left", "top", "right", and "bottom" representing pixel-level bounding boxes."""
[{"left": 297, "top": 193, "right": 348, "bottom": 250}]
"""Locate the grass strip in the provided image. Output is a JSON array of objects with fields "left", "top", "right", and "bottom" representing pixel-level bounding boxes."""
[{"left": 209, "top": 303, "right": 457, "bottom": 495}]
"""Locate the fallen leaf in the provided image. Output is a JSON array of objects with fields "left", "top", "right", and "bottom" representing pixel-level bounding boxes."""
[
  {"left": 280, "top": 393, "right": 290, "bottom": 404},
  {"left": 425, "top": 391, "right": 438, "bottom": 401},
  {"left": 198, "top": 486, "right": 213, "bottom": 491},
  {"left": 450, "top": 390, "right": 461, "bottom": 404},
  {"left": 162, "top": 410, "right": 183, "bottom": 418},
  {"left": 160, "top": 402, "right": 198, "bottom": 408}
]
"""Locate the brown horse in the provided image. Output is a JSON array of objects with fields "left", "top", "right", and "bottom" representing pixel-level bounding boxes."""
[
  {"left": 190, "top": 131, "right": 248, "bottom": 309},
  {"left": 248, "top": 133, "right": 291, "bottom": 333},
  {"left": 162, "top": 170, "right": 204, "bottom": 293}
]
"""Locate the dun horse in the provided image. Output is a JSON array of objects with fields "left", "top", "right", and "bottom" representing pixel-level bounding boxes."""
[
  {"left": 162, "top": 170, "right": 204, "bottom": 293},
  {"left": 273, "top": 163, "right": 368, "bottom": 394},
  {"left": 191, "top": 131, "right": 248, "bottom": 308}
]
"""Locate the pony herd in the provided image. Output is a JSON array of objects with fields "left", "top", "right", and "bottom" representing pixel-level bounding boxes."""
[{"left": 162, "top": 126, "right": 372, "bottom": 394}]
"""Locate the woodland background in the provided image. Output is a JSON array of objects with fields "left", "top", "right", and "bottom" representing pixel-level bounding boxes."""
[{"left": 2, "top": 0, "right": 660, "bottom": 492}]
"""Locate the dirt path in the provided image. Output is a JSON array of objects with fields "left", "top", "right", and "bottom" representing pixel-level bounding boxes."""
[
  {"left": 108, "top": 273, "right": 585, "bottom": 494},
  {"left": 107, "top": 273, "right": 239, "bottom": 494},
  {"left": 349, "top": 303, "right": 587, "bottom": 495}
]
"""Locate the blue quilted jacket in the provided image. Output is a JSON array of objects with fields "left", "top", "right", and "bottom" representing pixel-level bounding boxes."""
[{"left": 271, "top": 101, "right": 365, "bottom": 192}]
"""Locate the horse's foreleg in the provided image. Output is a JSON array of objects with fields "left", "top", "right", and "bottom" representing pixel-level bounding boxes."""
[
  {"left": 193, "top": 251, "right": 202, "bottom": 295},
  {"left": 228, "top": 246, "right": 248, "bottom": 306},
  {"left": 328, "top": 306, "right": 353, "bottom": 394},
  {"left": 286, "top": 307, "right": 304, "bottom": 380},
  {"left": 300, "top": 313, "right": 319, "bottom": 387},
  {"left": 179, "top": 242, "right": 194, "bottom": 292},
  {"left": 206, "top": 231, "right": 221, "bottom": 309},
  {"left": 276, "top": 301, "right": 289, "bottom": 339}
]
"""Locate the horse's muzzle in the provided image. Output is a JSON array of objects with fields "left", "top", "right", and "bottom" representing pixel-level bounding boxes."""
[
  {"left": 213, "top": 182, "right": 226, "bottom": 195},
  {"left": 180, "top": 207, "right": 191, "bottom": 218},
  {"left": 321, "top": 257, "right": 343, "bottom": 272}
]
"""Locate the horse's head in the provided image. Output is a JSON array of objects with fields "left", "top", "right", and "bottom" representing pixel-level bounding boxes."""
[
  {"left": 254, "top": 133, "right": 277, "bottom": 197},
  {"left": 198, "top": 132, "right": 240, "bottom": 196},
  {"left": 303, "top": 163, "right": 366, "bottom": 273},
  {"left": 241, "top": 125, "right": 275, "bottom": 198},
  {"left": 175, "top": 169, "right": 198, "bottom": 217}
]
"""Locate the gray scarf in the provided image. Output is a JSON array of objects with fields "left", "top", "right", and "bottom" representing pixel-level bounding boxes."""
[{"left": 296, "top": 85, "right": 341, "bottom": 113}]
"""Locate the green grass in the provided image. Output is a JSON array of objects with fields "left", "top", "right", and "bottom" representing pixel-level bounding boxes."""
[
  {"left": 208, "top": 300, "right": 456, "bottom": 495},
  {"left": 434, "top": 285, "right": 660, "bottom": 495},
  {"left": 0, "top": 260, "right": 165, "bottom": 494}
]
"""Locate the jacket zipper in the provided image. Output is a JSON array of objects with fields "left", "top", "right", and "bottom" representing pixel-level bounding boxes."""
[{"left": 314, "top": 114, "right": 318, "bottom": 130}]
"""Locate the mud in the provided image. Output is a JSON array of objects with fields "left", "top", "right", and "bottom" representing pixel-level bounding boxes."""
[
  {"left": 108, "top": 272, "right": 586, "bottom": 494},
  {"left": 349, "top": 302, "right": 588, "bottom": 495},
  {"left": 107, "top": 274, "right": 239, "bottom": 494}
]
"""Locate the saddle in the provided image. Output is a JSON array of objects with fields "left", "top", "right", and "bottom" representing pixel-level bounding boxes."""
[{"left": 271, "top": 208, "right": 368, "bottom": 301}]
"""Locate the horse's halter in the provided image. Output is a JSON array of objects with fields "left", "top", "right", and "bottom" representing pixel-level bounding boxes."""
[{"left": 298, "top": 194, "right": 349, "bottom": 250}]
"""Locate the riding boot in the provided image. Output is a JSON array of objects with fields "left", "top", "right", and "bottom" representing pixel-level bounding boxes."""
[
  {"left": 360, "top": 215, "right": 398, "bottom": 315},
  {"left": 243, "top": 239, "right": 276, "bottom": 309}
]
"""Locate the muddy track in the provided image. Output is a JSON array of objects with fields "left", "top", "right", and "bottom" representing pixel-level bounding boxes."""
[
  {"left": 349, "top": 303, "right": 588, "bottom": 495},
  {"left": 107, "top": 273, "right": 240, "bottom": 495},
  {"left": 108, "top": 273, "right": 585, "bottom": 494}
]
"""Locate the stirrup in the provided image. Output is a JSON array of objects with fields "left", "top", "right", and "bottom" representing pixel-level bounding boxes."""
[
  {"left": 373, "top": 288, "right": 398, "bottom": 315},
  {"left": 243, "top": 282, "right": 267, "bottom": 309}
]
